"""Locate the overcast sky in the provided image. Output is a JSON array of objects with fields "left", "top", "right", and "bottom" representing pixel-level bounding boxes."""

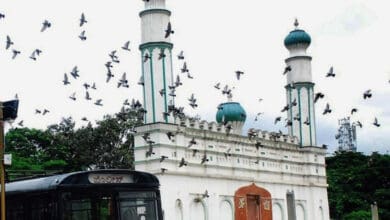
[{"left": 1, "top": 0, "right": 389, "bottom": 155}]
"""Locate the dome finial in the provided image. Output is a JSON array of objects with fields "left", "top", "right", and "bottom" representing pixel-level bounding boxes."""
[{"left": 294, "top": 18, "right": 299, "bottom": 29}]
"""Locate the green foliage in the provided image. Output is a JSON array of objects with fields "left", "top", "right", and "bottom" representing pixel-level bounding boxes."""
[
  {"left": 343, "top": 210, "right": 371, "bottom": 220},
  {"left": 326, "top": 151, "right": 390, "bottom": 219},
  {"left": 5, "top": 106, "right": 144, "bottom": 176}
]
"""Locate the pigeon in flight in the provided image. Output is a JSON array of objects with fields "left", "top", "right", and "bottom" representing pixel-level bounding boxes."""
[
  {"left": 35, "top": 109, "right": 42, "bottom": 114},
  {"left": 274, "top": 116, "right": 281, "bottom": 124},
  {"left": 181, "top": 62, "right": 189, "bottom": 73},
  {"left": 291, "top": 98, "right": 297, "bottom": 107},
  {"left": 91, "top": 82, "right": 97, "bottom": 90},
  {"left": 201, "top": 154, "right": 209, "bottom": 165},
  {"left": 42, "top": 109, "right": 50, "bottom": 115},
  {"left": 214, "top": 82, "right": 221, "bottom": 90},
  {"left": 79, "top": 30, "right": 87, "bottom": 41},
  {"left": 175, "top": 75, "right": 183, "bottom": 87},
  {"left": 6, "top": 35, "right": 13, "bottom": 50},
  {"left": 11, "top": 49, "right": 20, "bottom": 59},
  {"left": 83, "top": 83, "right": 91, "bottom": 90},
  {"left": 69, "top": 92, "right": 76, "bottom": 101},
  {"left": 281, "top": 104, "right": 289, "bottom": 112},
  {"left": 79, "top": 13, "right": 87, "bottom": 27},
  {"left": 326, "top": 67, "right": 335, "bottom": 77},
  {"left": 94, "top": 99, "right": 103, "bottom": 106},
  {"left": 122, "top": 41, "right": 131, "bottom": 51},
  {"left": 235, "top": 70, "right": 244, "bottom": 80},
  {"left": 165, "top": 22, "right": 174, "bottom": 38},
  {"left": 17, "top": 120, "right": 24, "bottom": 127},
  {"left": 323, "top": 103, "right": 332, "bottom": 115},
  {"left": 373, "top": 117, "right": 380, "bottom": 127},
  {"left": 118, "top": 72, "right": 129, "bottom": 88},
  {"left": 363, "top": 89, "right": 372, "bottom": 99},
  {"left": 188, "top": 137, "right": 197, "bottom": 148},
  {"left": 106, "top": 69, "right": 114, "bottom": 82},
  {"left": 138, "top": 76, "right": 144, "bottom": 86},
  {"left": 159, "top": 89, "right": 165, "bottom": 96},
  {"left": 177, "top": 51, "right": 184, "bottom": 60},
  {"left": 178, "top": 158, "right": 187, "bottom": 167},
  {"left": 354, "top": 121, "right": 363, "bottom": 128},
  {"left": 81, "top": 117, "right": 88, "bottom": 122},
  {"left": 85, "top": 91, "right": 92, "bottom": 100},
  {"left": 160, "top": 156, "right": 168, "bottom": 162},
  {"left": 314, "top": 92, "right": 325, "bottom": 103},
  {"left": 63, "top": 74, "right": 70, "bottom": 85},
  {"left": 158, "top": 48, "right": 166, "bottom": 60},
  {"left": 351, "top": 108, "right": 358, "bottom": 115},
  {"left": 41, "top": 20, "right": 51, "bottom": 32},
  {"left": 109, "top": 50, "right": 120, "bottom": 63},
  {"left": 70, "top": 66, "right": 80, "bottom": 79},
  {"left": 304, "top": 117, "right": 310, "bottom": 125},
  {"left": 283, "top": 65, "right": 292, "bottom": 75},
  {"left": 143, "top": 53, "right": 151, "bottom": 62},
  {"left": 0, "top": 13, "right": 5, "bottom": 19},
  {"left": 166, "top": 132, "right": 175, "bottom": 141},
  {"left": 29, "top": 49, "right": 42, "bottom": 60},
  {"left": 187, "top": 72, "right": 194, "bottom": 79},
  {"left": 188, "top": 94, "right": 198, "bottom": 108}
]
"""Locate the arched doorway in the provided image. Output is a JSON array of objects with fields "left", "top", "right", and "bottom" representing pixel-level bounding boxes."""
[{"left": 234, "top": 183, "right": 272, "bottom": 220}]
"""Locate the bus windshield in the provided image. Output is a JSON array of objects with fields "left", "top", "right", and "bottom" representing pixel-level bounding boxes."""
[{"left": 61, "top": 191, "right": 159, "bottom": 220}]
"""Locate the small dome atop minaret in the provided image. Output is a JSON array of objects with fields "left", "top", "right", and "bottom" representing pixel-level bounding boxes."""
[
  {"left": 216, "top": 102, "right": 246, "bottom": 124},
  {"left": 284, "top": 19, "right": 311, "bottom": 48}
]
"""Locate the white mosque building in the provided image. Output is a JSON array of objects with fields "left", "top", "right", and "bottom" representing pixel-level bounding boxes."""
[{"left": 134, "top": 0, "right": 330, "bottom": 219}]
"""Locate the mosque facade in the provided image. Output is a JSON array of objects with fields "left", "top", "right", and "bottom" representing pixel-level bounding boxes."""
[{"left": 134, "top": 0, "right": 330, "bottom": 219}]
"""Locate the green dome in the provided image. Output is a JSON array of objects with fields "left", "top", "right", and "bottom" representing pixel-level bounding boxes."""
[
  {"left": 216, "top": 102, "right": 246, "bottom": 123},
  {"left": 284, "top": 29, "right": 311, "bottom": 47}
]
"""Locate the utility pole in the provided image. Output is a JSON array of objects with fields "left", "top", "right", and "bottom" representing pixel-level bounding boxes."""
[{"left": 0, "top": 102, "right": 5, "bottom": 220}]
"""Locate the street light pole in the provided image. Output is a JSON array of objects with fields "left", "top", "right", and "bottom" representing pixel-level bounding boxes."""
[{"left": 0, "top": 102, "right": 5, "bottom": 220}]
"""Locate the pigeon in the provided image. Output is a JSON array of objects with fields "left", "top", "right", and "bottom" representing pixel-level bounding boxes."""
[
  {"left": 17, "top": 120, "right": 24, "bottom": 127},
  {"left": 123, "top": 99, "right": 130, "bottom": 106},
  {"left": 79, "top": 30, "right": 87, "bottom": 41},
  {"left": 255, "top": 141, "right": 263, "bottom": 150},
  {"left": 138, "top": 76, "right": 144, "bottom": 86},
  {"left": 188, "top": 137, "right": 197, "bottom": 148},
  {"left": 304, "top": 117, "right": 310, "bottom": 125},
  {"left": 201, "top": 154, "right": 209, "bottom": 165},
  {"left": 29, "top": 49, "right": 42, "bottom": 61},
  {"left": 105, "top": 61, "right": 113, "bottom": 69},
  {"left": 363, "top": 90, "right": 372, "bottom": 99},
  {"left": 181, "top": 62, "right": 189, "bottom": 73},
  {"left": 192, "top": 149, "right": 199, "bottom": 157},
  {"left": 235, "top": 70, "right": 244, "bottom": 80},
  {"left": 145, "top": 144, "right": 155, "bottom": 157},
  {"left": 178, "top": 158, "right": 187, "bottom": 167},
  {"left": 6, "top": 36, "right": 13, "bottom": 50},
  {"left": 0, "top": 13, "right": 5, "bottom": 19},
  {"left": 35, "top": 109, "right": 42, "bottom": 114},
  {"left": 326, "top": 66, "right": 335, "bottom": 77},
  {"left": 109, "top": 50, "right": 120, "bottom": 63},
  {"left": 351, "top": 108, "right": 358, "bottom": 115},
  {"left": 11, "top": 49, "right": 20, "bottom": 59},
  {"left": 177, "top": 51, "right": 184, "bottom": 60},
  {"left": 118, "top": 72, "right": 129, "bottom": 88},
  {"left": 166, "top": 132, "right": 175, "bottom": 141},
  {"left": 161, "top": 168, "right": 167, "bottom": 173},
  {"left": 70, "top": 66, "right": 80, "bottom": 79},
  {"left": 79, "top": 13, "right": 87, "bottom": 27},
  {"left": 85, "top": 91, "right": 92, "bottom": 100},
  {"left": 160, "top": 156, "right": 168, "bottom": 162},
  {"left": 293, "top": 114, "right": 301, "bottom": 122},
  {"left": 122, "top": 41, "right": 131, "bottom": 51},
  {"left": 285, "top": 120, "right": 292, "bottom": 127},
  {"left": 373, "top": 117, "right": 380, "bottom": 127},
  {"left": 83, "top": 83, "right": 91, "bottom": 90},
  {"left": 159, "top": 89, "right": 165, "bottom": 96},
  {"left": 41, "top": 20, "right": 51, "bottom": 32},
  {"left": 187, "top": 72, "right": 194, "bottom": 79},
  {"left": 274, "top": 116, "right": 281, "bottom": 124},
  {"left": 94, "top": 99, "right": 103, "bottom": 106},
  {"left": 354, "top": 121, "right": 363, "bottom": 128},
  {"left": 81, "top": 117, "right": 88, "bottom": 122},
  {"left": 158, "top": 48, "right": 166, "bottom": 60},
  {"left": 323, "top": 103, "right": 332, "bottom": 115},
  {"left": 143, "top": 53, "right": 151, "bottom": 62},
  {"left": 175, "top": 75, "right": 183, "bottom": 87},
  {"left": 106, "top": 69, "right": 114, "bottom": 82},
  {"left": 142, "top": 133, "right": 151, "bottom": 142},
  {"left": 63, "top": 74, "right": 70, "bottom": 85},
  {"left": 42, "top": 109, "right": 50, "bottom": 115},
  {"left": 314, "top": 92, "right": 325, "bottom": 103},
  {"left": 214, "top": 83, "right": 221, "bottom": 90},
  {"left": 69, "top": 92, "right": 76, "bottom": 101},
  {"left": 165, "top": 22, "right": 174, "bottom": 38},
  {"left": 291, "top": 98, "right": 297, "bottom": 107},
  {"left": 281, "top": 104, "right": 289, "bottom": 112},
  {"left": 91, "top": 82, "right": 97, "bottom": 90},
  {"left": 283, "top": 65, "right": 292, "bottom": 75}
]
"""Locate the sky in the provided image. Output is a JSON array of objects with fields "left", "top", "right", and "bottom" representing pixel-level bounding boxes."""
[{"left": 0, "top": 0, "right": 389, "bottom": 155}]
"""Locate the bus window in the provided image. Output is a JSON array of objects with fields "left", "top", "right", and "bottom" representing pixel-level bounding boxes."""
[{"left": 118, "top": 192, "right": 158, "bottom": 220}]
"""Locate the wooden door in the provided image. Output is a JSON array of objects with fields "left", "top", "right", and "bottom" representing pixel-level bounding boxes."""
[{"left": 247, "top": 195, "right": 260, "bottom": 220}]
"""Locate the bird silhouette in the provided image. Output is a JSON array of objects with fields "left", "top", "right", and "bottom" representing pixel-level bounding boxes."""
[
  {"left": 192, "top": 149, "right": 199, "bottom": 157},
  {"left": 351, "top": 108, "right": 358, "bottom": 115},
  {"left": 70, "top": 66, "right": 80, "bottom": 79},
  {"left": 291, "top": 98, "right": 297, "bottom": 107},
  {"left": 11, "top": 49, "right": 20, "bottom": 59},
  {"left": 175, "top": 75, "right": 183, "bottom": 87},
  {"left": 109, "top": 50, "right": 120, "bottom": 63},
  {"left": 373, "top": 117, "right": 380, "bottom": 127},
  {"left": 188, "top": 137, "right": 197, "bottom": 148},
  {"left": 138, "top": 76, "right": 144, "bottom": 86},
  {"left": 83, "top": 83, "right": 91, "bottom": 90},
  {"left": 304, "top": 117, "right": 310, "bottom": 125},
  {"left": 29, "top": 49, "right": 42, "bottom": 61},
  {"left": 17, "top": 120, "right": 24, "bottom": 127},
  {"left": 165, "top": 22, "right": 174, "bottom": 38},
  {"left": 85, "top": 91, "right": 92, "bottom": 100},
  {"left": 6, "top": 35, "right": 13, "bottom": 50},
  {"left": 274, "top": 116, "right": 282, "bottom": 124},
  {"left": 177, "top": 51, "right": 184, "bottom": 60},
  {"left": 354, "top": 121, "right": 363, "bottom": 128},
  {"left": 41, "top": 20, "right": 51, "bottom": 32},
  {"left": 281, "top": 104, "right": 289, "bottom": 112},
  {"left": 81, "top": 117, "right": 88, "bottom": 122},
  {"left": 143, "top": 53, "right": 151, "bottom": 62},
  {"left": 363, "top": 90, "right": 372, "bottom": 99},
  {"left": 79, "top": 13, "right": 87, "bottom": 27},
  {"left": 326, "top": 66, "right": 335, "bottom": 77},
  {"left": 187, "top": 72, "right": 194, "bottom": 79},
  {"left": 158, "top": 48, "right": 166, "bottom": 60},
  {"left": 42, "top": 109, "right": 50, "bottom": 115},
  {"left": 181, "top": 62, "right": 189, "bottom": 73},
  {"left": 283, "top": 65, "right": 292, "bottom": 75},
  {"left": 63, "top": 73, "right": 70, "bottom": 85},
  {"left": 145, "top": 144, "right": 155, "bottom": 157},
  {"left": 161, "top": 168, "right": 167, "bottom": 173},
  {"left": 255, "top": 141, "right": 263, "bottom": 150},
  {"left": 160, "top": 156, "right": 168, "bottom": 162},
  {"left": 79, "top": 30, "right": 87, "bottom": 41},
  {"left": 118, "top": 72, "right": 129, "bottom": 88},
  {"left": 69, "top": 92, "right": 76, "bottom": 101},
  {"left": 166, "top": 131, "right": 175, "bottom": 141},
  {"left": 235, "top": 70, "right": 244, "bottom": 80},
  {"left": 214, "top": 82, "right": 221, "bottom": 90},
  {"left": 0, "top": 13, "right": 4, "bottom": 19},
  {"left": 293, "top": 114, "right": 301, "bottom": 122},
  {"left": 94, "top": 99, "right": 103, "bottom": 106},
  {"left": 106, "top": 69, "right": 114, "bottom": 82},
  {"left": 122, "top": 41, "right": 131, "bottom": 51},
  {"left": 314, "top": 92, "right": 325, "bottom": 103},
  {"left": 35, "top": 109, "right": 42, "bottom": 114},
  {"left": 323, "top": 103, "right": 332, "bottom": 115},
  {"left": 179, "top": 158, "right": 187, "bottom": 167},
  {"left": 201, "top": 154, "right": 209, "bottom": 165}
]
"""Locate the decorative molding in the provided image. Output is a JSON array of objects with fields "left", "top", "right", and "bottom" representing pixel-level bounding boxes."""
[
  {"left": 140, "top": 42, "right": 173, "bottom": 51},
  {"left": 139, "top": 8, "right": 171, "bottom": 17}
]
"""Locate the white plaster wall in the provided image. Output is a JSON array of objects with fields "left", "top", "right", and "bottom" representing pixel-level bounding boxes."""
[
  {"left": 144, "top": 0, "right": 166, "bottom": 10},
  {"left": 286, "top": 57, "right": 312, "bottom": 84},
  {"left": 142, "top": 50, "right": 153, "bottom": 123},
  {"left": 141, "top": 12, "right": 171, "bottom": 43}
]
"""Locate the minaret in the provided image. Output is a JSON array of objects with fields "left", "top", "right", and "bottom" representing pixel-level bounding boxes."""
[
  {"left": 284, "top": 19, "right": 316, "bottom": 147},
  {"left": 140, "top": 0, "right": 175, "bottom": 123}
]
